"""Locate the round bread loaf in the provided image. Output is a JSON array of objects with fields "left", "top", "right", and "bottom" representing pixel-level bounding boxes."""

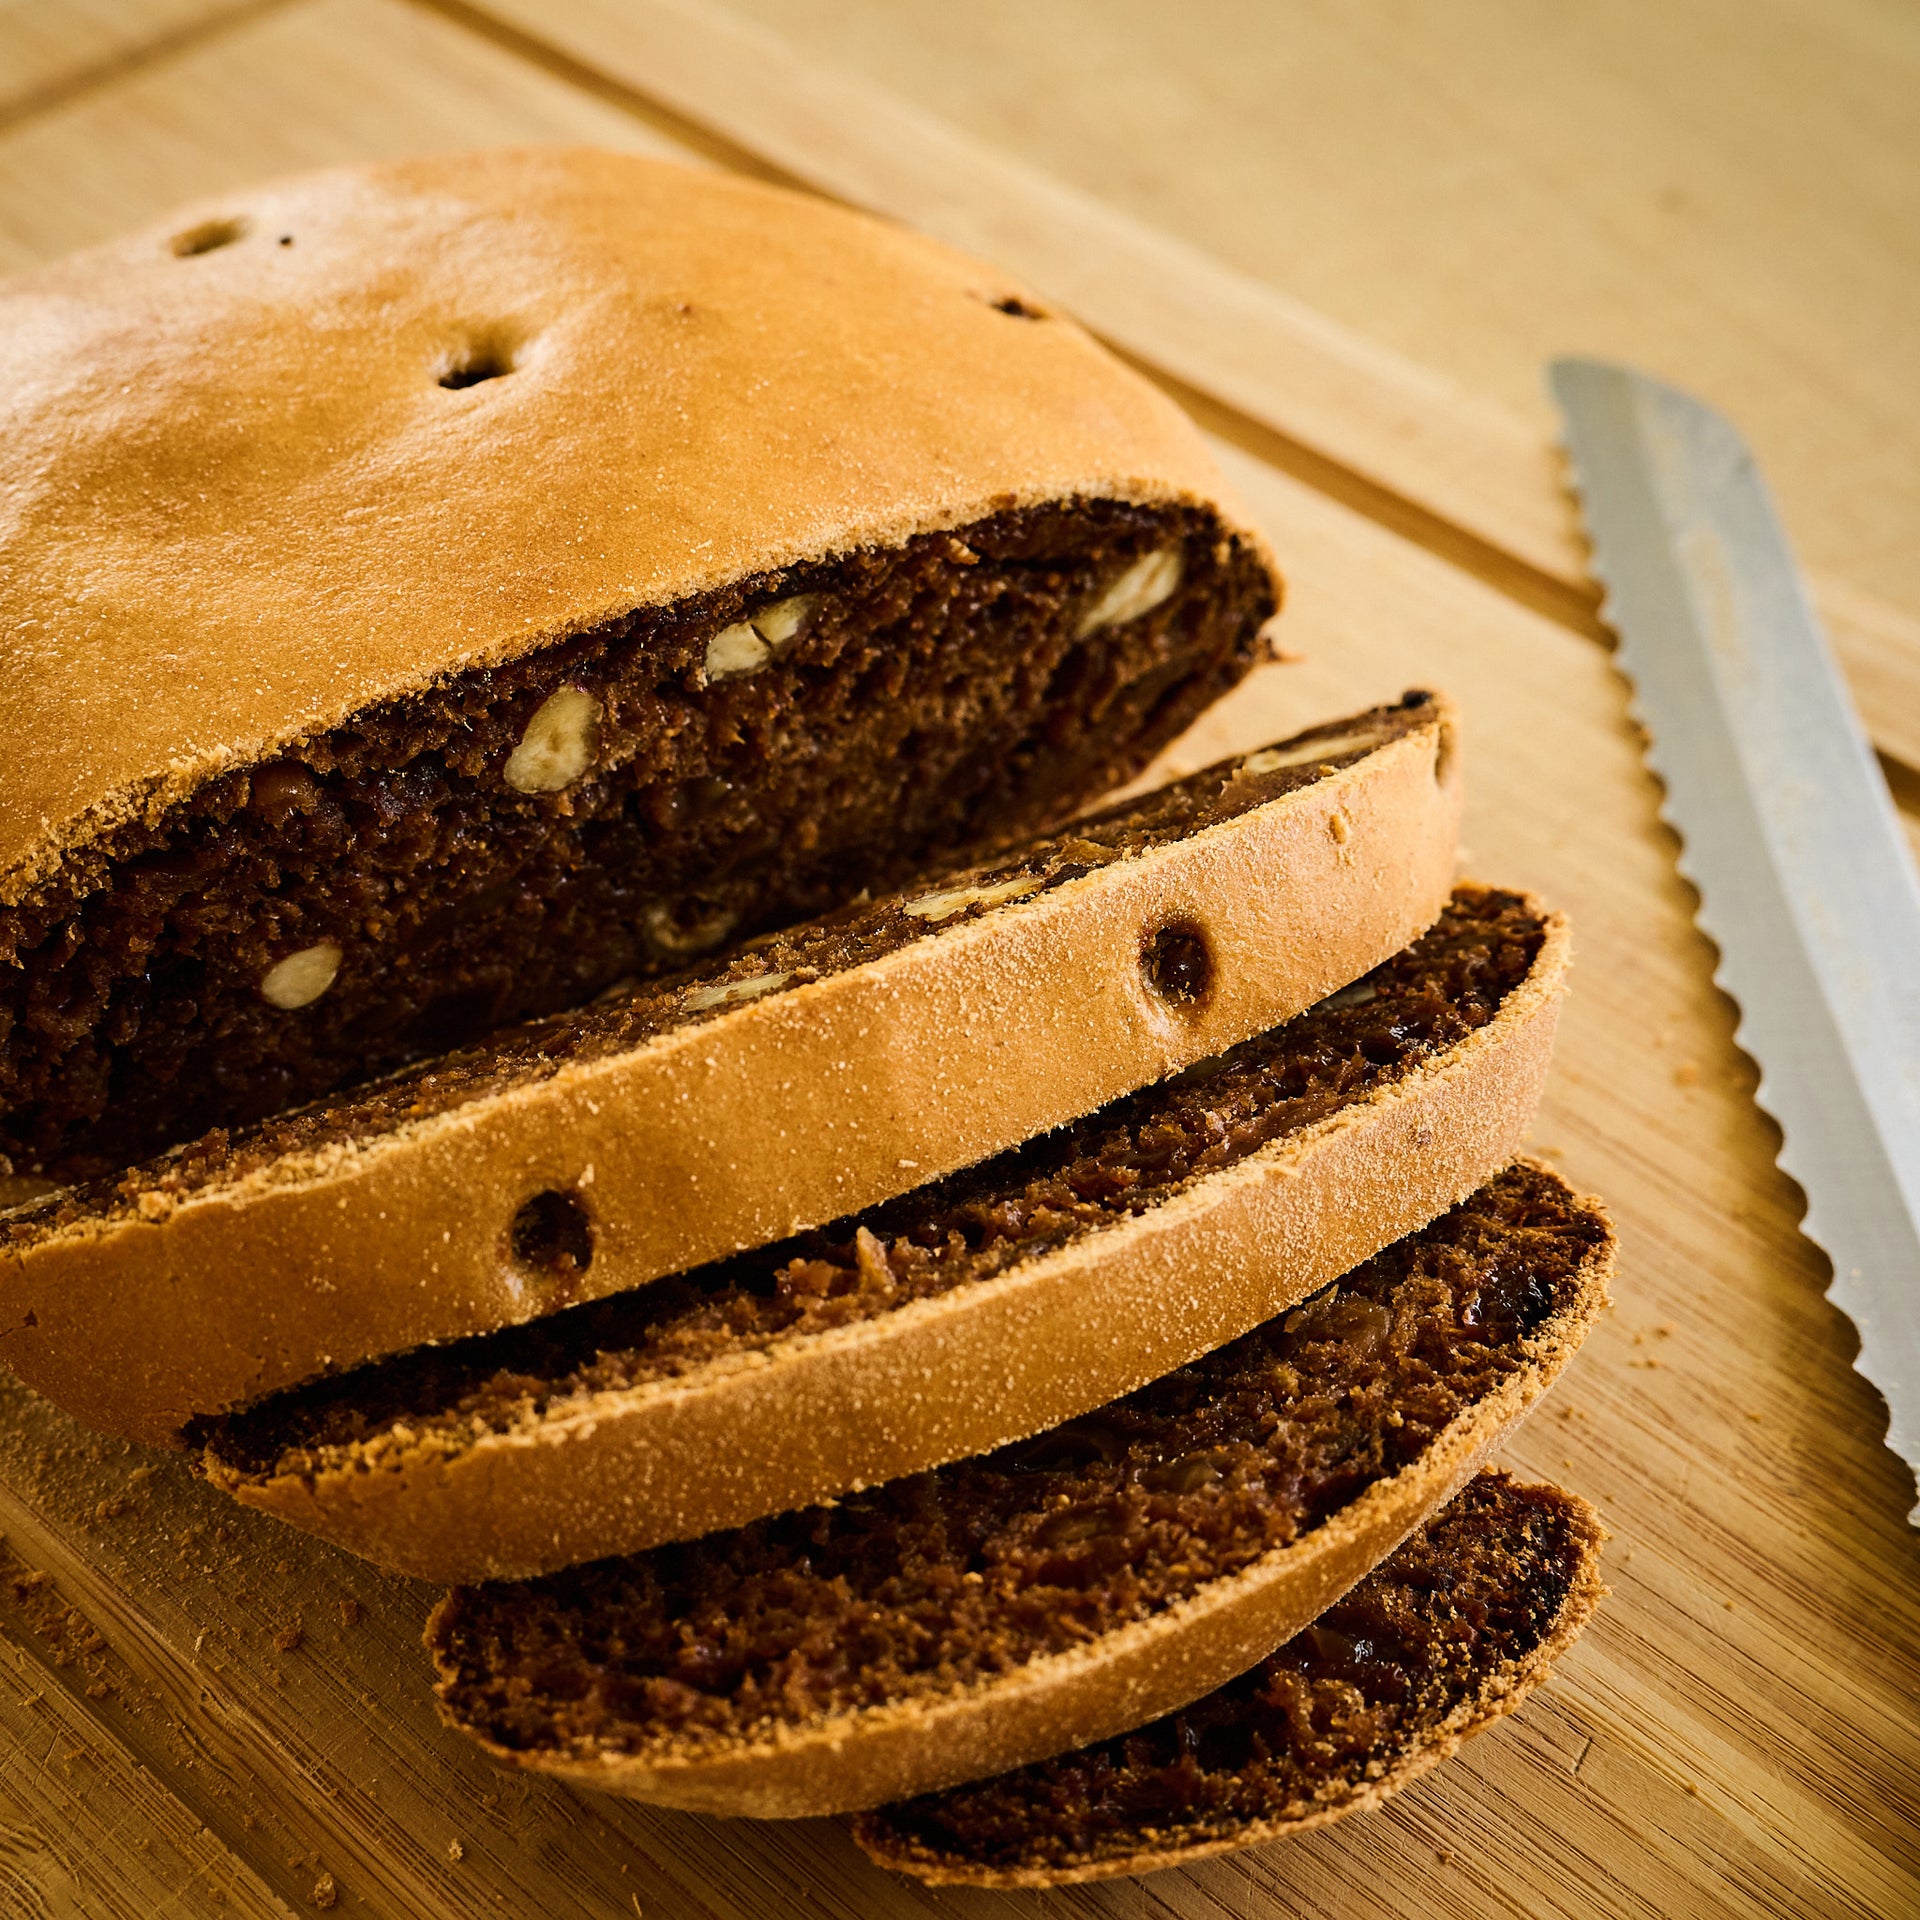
[{"left": 0, "top": 146, "right": 1280, "bottom": 1179}]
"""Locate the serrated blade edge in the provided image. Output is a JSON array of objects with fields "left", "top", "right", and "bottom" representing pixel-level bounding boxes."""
[{"left": 1551, "top": 357, "right": 1920, "bottom": 1526}]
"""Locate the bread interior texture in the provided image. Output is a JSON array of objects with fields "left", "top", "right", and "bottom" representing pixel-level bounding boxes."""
[
  {"left": 201, "top": 884, "right": 1543, "bottom": 1485},
  {"left": 0, "top": 500, "right": 1273, "bottom": 1179},
  {"left": 427, "top": 1161, "right": 1608, "bottom": 1764},
  {"left": 854, "top": 1470, "right": 1602, "bottom": 1883},
  {"left": 23, "top": 699, "right": 1428, "bottom": 1245}
]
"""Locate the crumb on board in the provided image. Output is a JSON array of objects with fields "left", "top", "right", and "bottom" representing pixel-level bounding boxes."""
[
  {"left": 338, "top": 1597, "right": 362, "bottom": 1629},
  {"left": 312, "top": 1872, "right": 338, "bottom": 1910},
  {"left": 273, "top": 1621, "right": 304, "bottom": 1654}
]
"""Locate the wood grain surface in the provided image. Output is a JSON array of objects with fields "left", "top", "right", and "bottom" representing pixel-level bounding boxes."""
[
  {"left": 0, "top": 4, "right": 1915, "bottom": 1916},
  {"left": 724, "top": 0, "right": 1920, "bottom": 636}
]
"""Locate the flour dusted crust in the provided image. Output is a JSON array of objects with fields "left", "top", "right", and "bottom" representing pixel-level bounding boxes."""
[
  {"left": 426, "top": 1166, "right": 1612, "bottom": 1818},
  {"left": 213, "top": 897, "right": 1564, "bottom": 1583},
  {"left": 0, "top": 145, "right": 1274, "bottom": 908},
  {"left": 0, "top": 708, "right": 1459, "bottom": 1445}
]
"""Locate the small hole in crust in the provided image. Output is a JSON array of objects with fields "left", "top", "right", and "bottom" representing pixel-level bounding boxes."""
[
  {"left": 1141, "top": 919, "right": 1214, "bottom": 1010},
  {"left": 509, "top": 1189, "right": 594, "bottom": 1279},
  {"left": 439, "top": 334, "right": 518, "bottom": 389},
  {"left": 440, "top": 340, "right": 516, "bottom": 389},
  {"left": 171, "top": 217, "right": 247, "bottom": 258},
  {"left": 984, "top": 293, "right": 1048, "bottom": 320}
]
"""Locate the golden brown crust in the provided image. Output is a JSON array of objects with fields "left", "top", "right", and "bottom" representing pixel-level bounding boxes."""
[
  {"left": 218, "top": 900, "right": 1564, "bottom": 1582},
  {"left": 428, "top": 1164, "right": 1612, "bottom": 1818},
  {"left": 865, "top": 1482, "right": 1609, "bottom": 1886},
  {"left": 0, "top": 713, "right": 1459, "bottom": 1445},
  {"left": 0, "top": 146, "right": 1274, "bottom": 909}
]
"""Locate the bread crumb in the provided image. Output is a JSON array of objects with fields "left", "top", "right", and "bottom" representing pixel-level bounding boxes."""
[
  {"left": 337, "top": 1597, "right": 362, "bottom": 1629},
  {"left": 273, "top": 1622, "right": 304, "bottom": 1654},
  {"left": 448, "top": 1839, "right": 464, "bottom": 1863},
  {"left": 312, "top": 1873, "right": 338, "bottom": 1910}
]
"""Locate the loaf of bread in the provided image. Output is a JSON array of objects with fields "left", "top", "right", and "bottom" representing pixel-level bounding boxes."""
[
  {"left": 855, "top": 1469, "right": 1605, "bottom": 1885},
  {"left": 203, "top": 884, "right": 1562, "bottom": 1580},
  {"left": 0, "top": 146, "right": 1280, "bottom": 1187},
  {"left": 3, "top": 148, "right": 1610, "bottom": 1893},
  {"left": 427, "top": 1160, "right": 1612, "bottom": 1817},
  {"left": 1, "top": 700, "right": 1458, "bottom": 1444}
]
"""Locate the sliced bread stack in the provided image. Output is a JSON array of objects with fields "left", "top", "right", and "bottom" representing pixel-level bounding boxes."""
[{"left": 0, "top": 149, "right": 1609, "bottom": 1887}]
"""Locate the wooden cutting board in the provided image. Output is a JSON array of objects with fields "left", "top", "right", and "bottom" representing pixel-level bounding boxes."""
[{"left": 0, "top": 5, "right": 1915, "bottom": 1916}]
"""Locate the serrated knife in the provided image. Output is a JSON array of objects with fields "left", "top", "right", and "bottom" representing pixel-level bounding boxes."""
[{"left": 1551, "top": 358, "right": 1920, "bottom": 1525}]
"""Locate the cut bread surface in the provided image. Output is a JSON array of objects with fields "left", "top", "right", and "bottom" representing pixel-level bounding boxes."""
[
  {"left": 1, "top": 146, "right": 1282, "bottom": 1179},
  {"left": 853, "top": 1470, "right": 1605, "bottom": 1885},
  {"left": 1, "top": 700, "right": 1460, "bottom": 1447},
  {"left": 1, "top": 502, "right": 1271, "bottom": 1182},
  {"left": 426, "top": 1160, "right": 1612, "bottom": 1817},
  {"left": 203, "top": 883, "right": 1565, "bottom": 1581}
]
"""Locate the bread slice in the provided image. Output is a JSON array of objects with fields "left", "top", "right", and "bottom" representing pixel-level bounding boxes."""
[
  {"left": 0, "top": 147, "right": 1282, "bottom": 1181},
  {"left": 427, "top": 1161, "right": 1612, "bottom": 1818},
  {"left": 853, "top": 1469, "right": 1605, "bottom": 1885},
  {"left": 204, "top": 884, "right": 1563, "bottom": 1581},
  {"left": 0, "top": 700, "right": 1458, "bottom": 1446}
]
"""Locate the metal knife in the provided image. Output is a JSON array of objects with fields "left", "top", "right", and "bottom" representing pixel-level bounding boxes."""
[{"left": 1551, "top": 358, "right": 1920, "bottom": 1524}]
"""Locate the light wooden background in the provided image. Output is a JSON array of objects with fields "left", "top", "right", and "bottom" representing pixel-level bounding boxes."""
[{"left": 0, "top": 5, "right": 1916, "bottom": 1917}]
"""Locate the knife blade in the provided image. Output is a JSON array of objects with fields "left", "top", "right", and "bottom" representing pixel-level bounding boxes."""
[{"left": 1550, "top": 357, "right": 1920, "bottom": 1524}]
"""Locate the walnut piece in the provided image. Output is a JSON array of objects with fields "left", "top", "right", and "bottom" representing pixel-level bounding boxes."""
[
  {"left": 902, "top": 874, "right": 1043, "bottom": 922},
  {"left": 505, "top": 686, "right": 601, "bottom": 793},
  {"left": 704, "top": 594, "right": 816, "bottom": 682},
  {"left": 261, "top": 942, "right": 341, "bottom": 1010},
  {"left": 685, "top": 970, "right": 792, "bottom": 1012},
  {"left": 1076, "top": 548, "right": 1182, "bottom": 637}
]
